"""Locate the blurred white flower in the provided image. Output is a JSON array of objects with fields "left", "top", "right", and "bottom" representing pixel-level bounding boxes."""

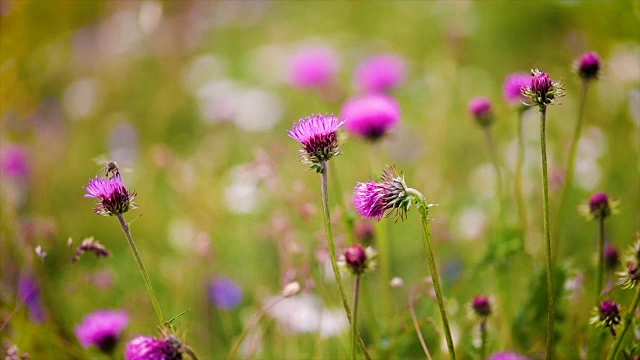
[
  {"left": 455, "top": 207, "right": 486, "bottom": 240},
  {"left": 224, "top": 165, "right": 265, "bottom": 214},
  {"left": 265, "top": 293, "right": 348, "bottom": 338},
  {"left": 63, "top": 78, "right": 101, "bottom": 120},
  {"left": 138, "top": 0, "right": 163, "bottom": 35},
  {"left": 232, "top": 89, "right": 283, "bottom": 132}
]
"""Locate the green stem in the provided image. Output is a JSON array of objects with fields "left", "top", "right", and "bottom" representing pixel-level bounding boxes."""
[
  {"left": 480, "top": 318, "right": 487, "bottom": 360},
  {"left": 606, "top": 288, "right": 640, "bottom": 360},
  {"left": 320, "top": 162, "right": 372, "bottom": 360},
  {"left": 419, "top": 205, "right": 456, "bottom": 359},
  {"left": 351, "top": 274, "right": 362, "bottom": 360},
  {"left": 116, "top": 214, "right": 164, "bottom": 325},
  {"left": 484, "top": 127, "right": 505, "bottom": 229},
  {"left": 539, "top": 106, "right": 554, "bottom": 360},
  {"left": 596, "top": 217, "right": 605, "bottom": 301},
  {"left": 515, "top": 109, "right": 528, "bottom": 249},
  {"left": 226, "top": 296, "right": 282, "bottom": 360},
  {"left": 408, "top": 285, "right": 433, "bottom": 360},
  {"left": 330, "top": 160, "right": 356, "bottom": 245}
]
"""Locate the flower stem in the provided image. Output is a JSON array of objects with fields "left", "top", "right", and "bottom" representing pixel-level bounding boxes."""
[
  {"left": 320, "top": 162, "right": 371, "bottom": 360},
  {"left": 479, "top": 318, "right": 487, "bottom": 360},
  {"left": 419, "top": 206, "right": 456, "bottom": 359},
  {"left": 538, "top": 106, "right": 554, "bottom": 360},
  {"left": 515, "top": 108, "right": 528, "bottom": 249},
  {"left": 351, "top": 274, "right": 362, "bottom": 360},
  {"left": 606, "top": 288, "right": 640, "bottom": 360},
  {"left": 116, "top": 214, "right": 164, "bottom": 325},
  {"left": 596, "top": 217, "right": 605, "bottom": 301},
  {"left": 226, "top": 296, "right": 282, "bottom": 360},
  {"left": 408, "top": 285, "right": 433, "bottom": 360}
]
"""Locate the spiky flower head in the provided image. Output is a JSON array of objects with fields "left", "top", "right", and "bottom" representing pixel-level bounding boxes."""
[
  {"left": 84, "top": 175, "right": 137, "bottom": 216},
  {"left": 520, "top": 69, "right": 565, "bottom": 109},
  {"left": 75, "top": 309, "right": 128, "bottom": 355},
  {"left": 471, "top": 295, "right": 492, "bottom": 317},
  {"left": 353, "top": 166, "right": 420, "bottom": 221},
  {"left": 578, "top": 192, "right": 619, "bottom": 221},
  {"left": 590, "top": 300, "right": 621, "bottom": 337},
  {"left": 468, "top": 97, "right": 494, "bottom": 127},
  {"left": 338, "top": 244, "right": 377, "bottom": 275},
  {"left": 288, "top": 114, "right": 344, "bottom": 171},
  {"left": 124, "top": 334, "right": 183, "bottom": 360},
  {"left": 575, "top": 52, "right": 601, "bottom": 81}
]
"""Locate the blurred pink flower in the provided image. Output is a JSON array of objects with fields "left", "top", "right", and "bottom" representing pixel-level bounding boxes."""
[
  {"left": 341, "top": 93, "right": 400, "bottom": 141},
  {"left": 0, "top": 143, "right": 30, "bottom": 179},
  {"left": 502, "top": 73, "right": 530, "bottom": 104},
  {"left": 354, "top": 54, "right": 406, "bottom": 93},
  {"left": 287, "top": 46, "right": 339, "bottom": 89},
  {"left": 75, "top": 309, "right": 128, "bottom": 354}
]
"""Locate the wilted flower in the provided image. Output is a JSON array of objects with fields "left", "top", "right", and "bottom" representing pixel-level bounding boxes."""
[
  {"left": 502, "top": 73, "right": 530, "bottom": 104},
  {"left": 353, "top": 166, "right": 418, "bottom": 221},
  {"left": 487, "top": 351, "right": 529, "bottom": 360},
  {"left": 471, "top": 295, "right": 491, "bottom": 317},
  {"left": 209, "top": 277, "right": 243, "bottom": 310},
  {"left": 338, "top": 244, "right": 377, "bottom": 275},
  {"left": 124, "top": 334, "right": 183, "bottom": 360},
  {"left": 575, "top": 52, "right": 602, "bottom": 80},
  {"left": 75, "top": 309, "right": 129, "bottom": 355},
  {"left": 354, "top": 54, "right": 407, "bottom": 93},
  {"left": 72, "top": 237, "right": 111, "bottom": 262},
  {"left": 0, "top": 143, "right": 30, "bottom": 179},
  {"left": 590, "top": 300, "right": 621, "bottom": 337},
  {"left": 288, "top": 114, "right": 344, "bottom": 169},
  {"left": 521, "top": 69, "right": 566, "bottom": 108},
  {"left": 84, "top": 176, "right": 137, "bottom": 216},
  {"left": 287, "top": 46, "right": 339, "bottom": 90},
  {"left": 578, "top": 192, "right": 619, "bottom": 221},
  {"left": 341, "top": 93, "right": 401, "bottom": 141},
  {"left": 468, "top": 97, "right": 494, "bottom": 127}
]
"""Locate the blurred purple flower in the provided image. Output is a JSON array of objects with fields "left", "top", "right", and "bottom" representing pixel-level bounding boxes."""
[
  {"left": 287, "top": 46, "right": 339, "bottom": 89},
  {"left": 84, "top": 176, "right": 137, "bottom": 216},
  {"left": 502, "top": 73, "right": 530, "bottom": 104},
  {"left": 288, "top": 114, "right": 345, "bottom": 166},
  {"left": 468, "top": 97, "right": 493, "bottom": 127},
  {"left": 341, "top": 93, "right": 400, "bottom": 141},
  {"left": 75, "top": 309, "right": 129, "bottom": 355},
  {"left": 354, "top": 54, "right": 407, "bottom": 93},
  {"left": 471, "top": 295, "right": 491, "bottom": 317},
  {"left": 487, "top": 351, "right": 529, "bottom": 360},
  {"left": 209, "top": 277, "right": 243, "bottom": 310},
  {"left": 124, "top": 335, "right": 182, "bottom": 360},
  {"left": 0, "top": 143, "right": 30, "bottom": 179},
  {"left": 589, "top": 192, "right": 610, "bottom": 219},
  {"left": 339, "top": 244, "right": 377, "bottom": 275},
  {"left": 576, "top": 51, "right": 601, "bottom": 80},
  {"left": 17, "top": 274, "right": 46, "bottom": 323},
  {"left": 604, "top": 244, "right": 620, "bottom": 270}
]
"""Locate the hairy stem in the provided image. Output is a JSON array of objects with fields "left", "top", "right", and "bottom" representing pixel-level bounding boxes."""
[
  {"left": 116, "top": 214, "right": 164, "bottom": 325},
  {"left": 419, "top": 207, "right": 456, "bottom": 359},
  {"left": 539, "top": 107, "right": 554, "bottom": 360},
  {"left": 606, "top": 288, "right": 640, "bottom": 360}
]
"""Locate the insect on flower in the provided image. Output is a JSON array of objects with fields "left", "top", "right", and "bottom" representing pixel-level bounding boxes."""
[{"left": 93, "top": 156, "right": 131, "bottom": 180}]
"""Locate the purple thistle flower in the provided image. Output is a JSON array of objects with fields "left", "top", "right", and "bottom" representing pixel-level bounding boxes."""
[
  {"left": 502, "top": 73, "right": 530, "bottom": 104},
  {"left": 287, "top": 46, "right": 339, "bottom": 90},
  {"left": 472, "top": 295, "right": 491, "bottom": 317},
  {"left": 520, "top": 69, "right": 565, "bottom": 108},
  {"left": 0, "top": 143, "right": 30, "bottom": 179},
  {"left": 209, "top": 277, "right": 243, "bottom": 310},
  {"left": 17, "top": 273, "right": 46, "bottom": 323},
  {"left": 604, "top": 244, "right": 620, "bottom": 270},
  {"left": 354, "top": 54, "right": 407, "bottom": 93},
  {"left": 288, "top": 114, "right": 344, "bottom": 166},
  {"left": 468, "top": 97, "right": 494, "bottom": 127},
  {"left": 341, "top": 93, "right": 401, "bottom": 141},
  {"left": 84, "top": 176, "right": 137, "bottom": 216},
  {"left": 339, "top": 244, "right": 377, "bottom": 275},
  {"left": 591, "top": 300, "right": 622, "bottom": 337},
  {"left": 576, "top": 52, "right": 601, "bottom": 80},
  {"left": 75, "top": 309, "right": 129, "bottom": 355},
  {"left": 589, "top": 192, "right": 610, "bottom": 219},
  {"left": 487, "top": 351, "right": 529, "bottom": 360},
  {"left": 125, "top": 335, "right": 182, "bottom": 360},
  {"left": 353, "top": 166, "right": 411, "bottom": 221}
]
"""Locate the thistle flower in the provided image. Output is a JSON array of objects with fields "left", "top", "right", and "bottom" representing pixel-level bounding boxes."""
[
  {"left": 354, "top": 54, "right": 407, "bottom": 93},
  {"left": 338, "top": 244, "right": 377, "bottom": 275},
  {"left": 617, "top": 262, "right": 640, "bottom": 289},
  {"left": 471, "top": 295, "right": 492, "bottom": 317},
  {"left": 578, "top": 192, "right": 620, "bottom": 221},
  {"left": 209, "top": 277, "right": 243, "bottom": 310},
  {"left": 75, "top": 309, "right": 129, "bottom": 355},
  {"left": 353, "top": 166, "right": 418, "bottom": 221},
  {"left": 575, "top": 52, "right": 601, "bottom": 81},
  {"left": 502, "top": 73, "right": 530, "bottom": 105},
  {"left": 520, "top": 69, "right": 565, "bottom": 108},
  {"left": 341, "top": 93, "right": 401, "bottom": 141},
  {"left": 604, "top": 244, "right": 620, "bottom": 271},
  {"left": 287, "top": 114, "right": 344, "bottom": 169},
  {"left": 468, "top": 97, "right": 494, "bottom": 127},
  {"left": 0, "top": 143, "right": 30, "bottom": 179},
  {"left": 287, "top": 46, "right": 339, "bottom": 90},
  {"left": 124, "top": 335, "right": 183, "bottom": 360},
  {"left": 590, "top": 300, "right": 621, "bottom": 337},
  {"left": 487, "top": 351, "right": 529, "bottom": 360},
  {"left": 84, "top": 176, "right": 137, "bottom": 216}
]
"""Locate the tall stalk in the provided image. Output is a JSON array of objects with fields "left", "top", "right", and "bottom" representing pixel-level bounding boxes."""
[
  {"left": 538, "top": 107, "right": 554, "bottom": 360},
  {"left": 351, "top": 275, "right": 362, "bottom": 360},
  {"left": 596, "top": 217, "right": 605, "bottom": 301},
  {"left": 416, "top": 199, "right": 456, "bottom": 360},
  {"left": 116, "top": 214, "right": 164, "bottom": 325},
  {"left": 515, "top": 108, "right": 528, "bottom": 249}
]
